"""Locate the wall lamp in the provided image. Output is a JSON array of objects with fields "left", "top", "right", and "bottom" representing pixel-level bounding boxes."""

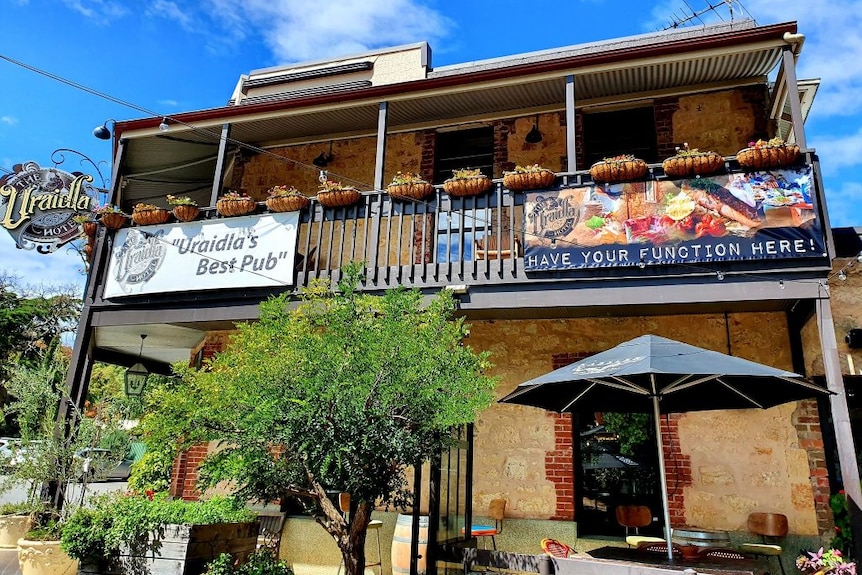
[
  {"left": 312, "top": 141, "right": 334, "bottom": 167},
  {"left": 525, "top": 114, "right": 543, "bottom": 144},
  {"left": 124, "top": 334, "right": 150, "bottom": 397},
  {"left": 93, "top": 119, "right": 116, "bottom": 140}
]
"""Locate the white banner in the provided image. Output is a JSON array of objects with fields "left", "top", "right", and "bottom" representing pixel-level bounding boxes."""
[{"left": 104, "top": 213, "right": 299, "bottom": 298}]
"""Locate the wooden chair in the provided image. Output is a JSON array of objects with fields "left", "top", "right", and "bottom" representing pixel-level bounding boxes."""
[
  {"left": 467, "top": 498, "right": 506, "bottom": 549},
  {"left": 255, "top": 511, "right": 286, "bottom": 558},
  {"left": 739, "top": 512, "right": 788, "bottom": 575},
  {"left": 541, "top": 538, "right": 575, "bottom": 558},
  {"left": 615, "top": 505, "right": 665, "bottom": 547},
  {"left": 474, "top": 235, "right": 522, "bottom": 260}
]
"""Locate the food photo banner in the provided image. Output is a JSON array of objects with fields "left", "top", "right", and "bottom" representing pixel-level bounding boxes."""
[
  {"left": 523, "top": 166, "right": 825, "bottom": 271},
  {"left": 104, "top": 212, "right": 299, "bottom": 298}
]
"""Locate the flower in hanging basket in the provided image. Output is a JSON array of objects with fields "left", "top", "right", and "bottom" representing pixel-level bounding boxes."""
[
  {"left": 166, "top": 195, "right": 200, "bottom": 222},
  {"left": 316, "top": 179, "right": 362, "bottom": 208},
  {"left": 503, "top": 164, "right": 556, "bottom": 191},
  {"left": 443, "top": 168, "right": 492, "bottom": 198},
  {"left": 387, "top": 172, "right": 435, "bottom": 201},
  {"left": 72, "top": 214, "right": 98, "bottom": 237},
  {"left": 265, "top": 185, "right": 311, "bottom": 212},
  {"left": 662, "top": 143, "right": 725, "bottom": 178},
  {"left": 216, "top": 191, "right": 257, "bottom": 217},
  {"left": 589, "top": 154, "right": 649, "bottom": 183},
  {"left": 131, "top": 203, "right": 171, "bottom": 226},
  {"left": 736, "top": 137, "right": 800, "bottom": 170},
  {"left": 796, "top": 548, "right": 856, "bottom": 575},
  {"left": 92, "top": 204, "right": 128, "bottom": 230}
]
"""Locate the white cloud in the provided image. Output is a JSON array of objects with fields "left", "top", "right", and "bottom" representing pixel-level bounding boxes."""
[
  {"left": 146, "top": 0, "right": 196, "bottom": 32},
  {"left": 205, "top": 0, "right": 452, "bottom": 63},
  {"left": 0, "top": 116, "right": 17, "bottom": 125},
  {"left": 824, "top": 180, "right": 862, "bottom": 228},
  {"left": 60, "top": 0, "right": 128, "bottom": 22},
  {"left": 811, "top": 128, "right": 862, "bottom": 175},
  {"left": 159, "top": 99, "right": 180, "bottom": 107}
]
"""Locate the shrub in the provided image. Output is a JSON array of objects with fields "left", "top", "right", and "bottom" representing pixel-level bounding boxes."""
[{"left": 204, "top": 551, "right": 294, "bottom": 575}]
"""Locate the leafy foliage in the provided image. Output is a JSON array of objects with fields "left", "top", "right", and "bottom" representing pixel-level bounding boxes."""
[
  {"left": 144, "top": 264, "right": 496, "bottom": 575},
  {"left": 831, "top": 491, "right": 855, "bottom": 559},
  {"left": 204, "top": 551, "right": 294, "bottom": 575}
]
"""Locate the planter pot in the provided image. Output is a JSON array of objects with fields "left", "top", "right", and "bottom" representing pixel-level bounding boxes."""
[
  {"left": 131, "top": 208, "right": 171, "bottom": 226},
  {"left": 99, "top": 213, "right": 128, "bottom": 230},
  {"left": 172, "top": 204, "right": 200, "bottom": 222},
  {"left": 266, "top": 194, "right": 311, "bottom": 212},
  {"left": 82, "top": 221, "right": 98, "bottom": 237},
  {"left": 443, "top": 175, "right": 492, "bottom": 198},
  {"left": 317, "top": 188, "right": 362, "bottom": 208},
  {"left": 216, "top": 197, "right": 256, "bottom": 217},
  {"left": 0, "top": 515, "right": 32, "bottom": 548},
  {"left": 77, "top": 522, "right": 257, "bottom": 575},
  {"left": 662, "top": 152, "right": 724, "bottom": 178},
  {"left": 387, "top": 181, "right": 435, "bottom": 201},
  {"left": 589, "top": 158, "right": 648, "bottom": 183},
  {"left": 736, "top": 144, "right": 800, "bottom": 170},
  {"left": 17, "top": 538, "right": 78, "bottom": 575},
  {"left": 502, "top": 169, "right": 556, "bottom": 191}
]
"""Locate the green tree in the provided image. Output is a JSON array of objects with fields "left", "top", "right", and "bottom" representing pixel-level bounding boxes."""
[{"left": 144, "top": 267, "right": 497, "bottom": 575}]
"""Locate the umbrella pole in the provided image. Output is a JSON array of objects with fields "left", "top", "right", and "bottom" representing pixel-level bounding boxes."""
[{"left": 652, "top": 391, "right": 674, "bottom": 561}]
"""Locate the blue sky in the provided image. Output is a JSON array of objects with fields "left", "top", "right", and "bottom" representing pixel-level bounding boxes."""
[{"left": 1, "top": 0, "right": 860, "bottom": 294}]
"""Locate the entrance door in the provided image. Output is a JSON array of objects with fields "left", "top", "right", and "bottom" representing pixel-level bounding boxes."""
[{"left": 576, "top": 412, "right": 663, "bottom": 538}]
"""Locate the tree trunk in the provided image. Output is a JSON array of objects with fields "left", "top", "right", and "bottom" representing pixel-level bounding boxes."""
[{"left": 308, "top": 476, "right": 372, "bottom": 575}]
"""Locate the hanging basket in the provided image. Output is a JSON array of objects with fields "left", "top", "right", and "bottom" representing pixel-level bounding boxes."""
[
  {"left": 443, "top": 175, "right": 492, "bottom": 198},
  {"left": 502, "top": 169, "right": 556, "bottom": 191},
  {"left": 82, "top": 221, "right": 98, "bottom": 237},
  {"left": 387, "top": 181, "right": 435, "bottom": 201},
  {"left": 317, "top": 188, "right": 362, "bottom": 208},
  {"left": 99, "top": 212, "right": 128, "bottom": 230},
  {"left": 172, "top": 204, "right": 200, "bottom": 222},
  {"left": 216, "top": 197, "right": 256, "bottom": 217},
  {"left": 662, "top": 152, "right": 725, "bottom": 178},
  {"left": 736, "top": 144, "right": 800, "bottom": 170},
  {"left": 132, "top": 208, "right": 171, "bottom": 226},
  {"left": 266, "top": 194, "right": 311, "bottom": 212},
  {"left": 589, "top": 158, "right": 648, "bottom": 183}
]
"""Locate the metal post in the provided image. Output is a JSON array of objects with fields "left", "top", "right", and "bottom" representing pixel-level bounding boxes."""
[
  {"left": 374, "top": 102, "right": 389, "bottom": 191},
  {"left": 211, "top": 123, "right": 232, "bottom": 205},
  {"left": 652, "top": 375, "right": 674, "bottom": 561},
  {"left": 565, "top": 75, "right": 577, "bottom": 173},
  {"left": 782, "top": 47, "right": 807, "bottom": 150}
]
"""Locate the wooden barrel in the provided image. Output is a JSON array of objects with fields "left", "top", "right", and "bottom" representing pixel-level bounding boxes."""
[
  {"left": 392, "top": 514, "right": 428, "bottom": 575},
  {"left": 673, "top": 527, "right": 731, "bottom": 548}
]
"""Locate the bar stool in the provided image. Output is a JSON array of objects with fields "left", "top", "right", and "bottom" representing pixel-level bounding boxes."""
[{"left": 337, "top": 520, "right": 383, "bottom": 575}]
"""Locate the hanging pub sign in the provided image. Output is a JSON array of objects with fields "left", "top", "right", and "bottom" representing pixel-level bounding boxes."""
[
  {"left": 103, "top": 212, "right": 299, "bottom": 298},
  {"left": 523, "top": 166, "right": 826, "bottom": 271},
  {"left": 0, "top": 161, "right": 97, "bottom": 253}
]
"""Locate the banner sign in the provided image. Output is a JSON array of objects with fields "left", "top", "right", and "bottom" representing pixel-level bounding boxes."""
[
  {"left": 104, "top": 212, "right": 299, "bottom": 298},
  {"left": 0, "top": 161, "right": 98, "bottom": 253},
  {"left": 523, "top": 166, "right": 825, "bottom": 271}
]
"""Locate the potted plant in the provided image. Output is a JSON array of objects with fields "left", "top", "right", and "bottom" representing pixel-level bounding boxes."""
[
  {"left": 662, "top": 143, "right": 724, "bottom": 178},
  {"left": 131, "top": 203, "right": 171, "bottom": 226},
  {"left": 167, "top": 195, "right": 200, "bottom": 222},
  {"left": 93, "top": 205, "right": 128, "bottom": 230},
  {"left": 265, "top": 186, "right": 311, "bottom": 213},
  {"left": 203, "top": 550, "right": 294, "bottom": 575},
  {"left": 0, "top": 502, "right": 37, "bottom": 549},
  {"left": 386, "top": 172, "right": 435, "bottom": 201},
  {"left": 62, "top": 492, "right": 257, "bottom": 575},
  {"left": 316, "top": 179, "right": 362, "bottom": 208},
  {"left": 736, "top": 137, "right": 801, "bottom": 170},
  {"left": 589, "top": 154, "right": 649, "bottom": 183},
  {"left": 443, "top": 167, "right": 492, "bottom": 197},
  {"left": 796, "top": 547, "right": 856, "bottom": 575},
  {"left": 502, "top": 164, "right": 556, "bottom": 191},
  {"left": 216, "top": 191, "right": 257, "bottom": 217},
  {"left": 72, "top": 214, "right": 98, "bottom": 238}
]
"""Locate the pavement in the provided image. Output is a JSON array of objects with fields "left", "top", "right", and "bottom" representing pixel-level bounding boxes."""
[{"left": 0, "top": 549, "right": 20, "bottom": 575}]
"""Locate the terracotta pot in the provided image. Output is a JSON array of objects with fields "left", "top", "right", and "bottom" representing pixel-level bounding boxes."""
[
  {"left": 17, "top": 538, "right": 78, "bottom": 575},
  {"left": 266, "top": 194, "right": 311, "bottom": 212},
  {"left": 131, "top": 208, "right": 171, "bottom": 226},
  {"left": 662, "top": 152, "right": 724, "bottom": 178},
  {"left": 387, "top": 181, "right": 435, "bottom": 201},
  {"left": 589, "top": 158, "right": 648, "bottom": 183},
  {"left": 171, "top": 204, "right": 200, "bottom": 222},
  {"left": 316, "top": 188, "right": 362, "bottom": 208},
  {"left": 502, "top": 169, "right": 556, "bottom": 191},
  {"left": 736, "top": 144, "right": 800, "bottom": 170},
  {"left": 216, "top": 197, "right": 256, "bottom": 217},
  {"left": 99, "top": 212, "right": 128, "bottom": 230},
  {"left": 443, "top": 175, "right": 492, "bottom": 198},
  {"left": 82, "top": 221, "right": 98, "bottom": 237}
]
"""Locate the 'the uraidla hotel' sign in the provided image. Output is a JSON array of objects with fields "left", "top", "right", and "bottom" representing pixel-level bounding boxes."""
[{"left": 0, "top": 161, "right": 97, "bottom": 253}]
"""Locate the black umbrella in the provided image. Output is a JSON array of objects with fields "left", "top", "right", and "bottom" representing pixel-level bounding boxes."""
[{"left": 500, "top": 334, "right": 831, "bottom": 559}]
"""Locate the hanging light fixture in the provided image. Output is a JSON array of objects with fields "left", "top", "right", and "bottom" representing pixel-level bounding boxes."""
[
  {"left": 93, "top": 119, "right": 116, "bottom": 140},
  {"left": 124, "top": 334, "right": 150, "bottom": 397},
  {"left": 525, "top": 114, "right": 543, "bottom": 144},
  {"left": 158, "top": 117, "right": 170, "bottom": 132},
  {"left": 313, "top": 141, "right": 334, "bottom": 167}
]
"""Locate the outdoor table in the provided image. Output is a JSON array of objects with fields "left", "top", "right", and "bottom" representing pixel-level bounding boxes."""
[
  {"left": 673, "top": 527, "right": 732, "bottom": 548},
  {"left": 587, "top": 545, "right": 766, "bottom": 575}
]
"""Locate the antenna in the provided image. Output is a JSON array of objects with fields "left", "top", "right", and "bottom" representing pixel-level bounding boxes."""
[{"left": 661, "top": 0, "right": 755, "bottom": 30}]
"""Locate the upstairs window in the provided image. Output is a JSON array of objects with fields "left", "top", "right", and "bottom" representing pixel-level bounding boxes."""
[
  {"left": 582, "top": 106, "right": 658, "bottom": 166},
  {"left": 434, "top": 127, "right": 494, "bottom": 184}
]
